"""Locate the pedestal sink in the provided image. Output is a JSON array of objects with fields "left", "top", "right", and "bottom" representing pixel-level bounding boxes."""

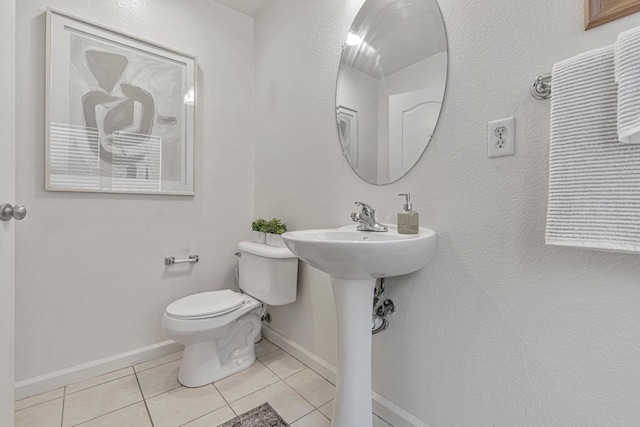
[{"left": 282, "top": 225, "right": 436, "bottom": 427}]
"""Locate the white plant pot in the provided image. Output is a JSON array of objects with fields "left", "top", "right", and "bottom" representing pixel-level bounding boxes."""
[
  {"left": 251, "top": 231, "right": 266, "bottom": 244},
  {"left": 266, "top": 233, "right": 287, "bottom": 248}
]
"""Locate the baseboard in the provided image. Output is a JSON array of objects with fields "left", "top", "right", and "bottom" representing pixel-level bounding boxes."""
[
  {"left": 372, "top": 391, "right": 431, "bottom": 427},
  {"left": 261, "top": 325, "right": 337, "bottom": 385},
  {"left": 14, "top": 340, "right": 183, "bottom": 400},
  {"left": 261, "top": 325, "right": 429, "bottom": 427}
]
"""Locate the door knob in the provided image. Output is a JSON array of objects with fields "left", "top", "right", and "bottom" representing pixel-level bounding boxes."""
[{"left": 0, "top": 203, "right": 27, "bottom": 221}]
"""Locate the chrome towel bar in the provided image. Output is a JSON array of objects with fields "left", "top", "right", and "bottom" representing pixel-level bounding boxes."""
[
  {"left": 531, "top": 74, "right": 552, "bottom": 100},
  {"left": 165, "top": 255, "right": 199, "bottom": 266}
]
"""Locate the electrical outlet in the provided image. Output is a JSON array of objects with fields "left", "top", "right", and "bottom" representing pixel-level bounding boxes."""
[{"left": 488, "top": 117, "right": 515, "bottom": 158}]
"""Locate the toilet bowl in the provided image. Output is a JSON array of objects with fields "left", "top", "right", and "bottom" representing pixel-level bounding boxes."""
[
  {"left": 162, "top": 241, "right": 298, "bottom": 387},
  {"left": 162, "top": 290, "right": 263, "bottom": 387}
]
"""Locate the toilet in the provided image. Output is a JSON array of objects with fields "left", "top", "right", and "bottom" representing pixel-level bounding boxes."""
[{"left": 162, "top": 240, "right": 298, "bottom": 387}]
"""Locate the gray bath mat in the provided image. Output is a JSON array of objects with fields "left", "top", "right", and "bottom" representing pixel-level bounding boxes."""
[{"left": 221, "top": 403, "right": 288, "bottom": 427}]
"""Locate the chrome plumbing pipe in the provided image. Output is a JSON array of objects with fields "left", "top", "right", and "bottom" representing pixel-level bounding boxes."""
[{"left": 372, "top": 278, "right": 396, "bottom": 334}]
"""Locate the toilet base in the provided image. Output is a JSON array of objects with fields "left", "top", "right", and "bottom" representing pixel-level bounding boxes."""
[{"left": 176, "top": 311, "right": 262, "bottom": 387}]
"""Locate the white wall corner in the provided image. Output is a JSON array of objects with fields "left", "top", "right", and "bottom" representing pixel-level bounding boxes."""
[{"left": 261, "top": 325, "right": 430, "bottom": 427}]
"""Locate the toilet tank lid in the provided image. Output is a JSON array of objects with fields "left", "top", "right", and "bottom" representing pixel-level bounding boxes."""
[{"left": 238, "top": 240, "right": 297, "bottom": 259}]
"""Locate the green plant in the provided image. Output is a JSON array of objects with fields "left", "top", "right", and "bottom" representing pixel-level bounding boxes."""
[
  {"left": 251, "top": 218, "right": 266, "bottom": 232},
  {"left": 264, "top": 218, "right": 288, "bottom": 235}
]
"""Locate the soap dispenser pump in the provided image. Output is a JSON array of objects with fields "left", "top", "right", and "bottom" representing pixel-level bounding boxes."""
[{"left": 397, "top": 193, "right": 419, "bottom": 234}]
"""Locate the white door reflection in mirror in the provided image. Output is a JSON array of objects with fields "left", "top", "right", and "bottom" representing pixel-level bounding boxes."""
[{"left": 388, "top": 91, "right": 442, "bottom": 183}]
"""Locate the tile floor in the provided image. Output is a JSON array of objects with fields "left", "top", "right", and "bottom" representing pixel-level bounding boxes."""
[{"left": 15, "top": 339, "right": 392, "bottom": 427}]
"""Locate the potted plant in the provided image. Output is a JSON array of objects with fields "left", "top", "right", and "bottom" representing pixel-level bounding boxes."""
[
  {"left": 264, "top": 218, "right": 288, "bottom": 247},
  {"left": 251, "top": 218, "right": 288, "bottom": 247},
  {"left": 251, "top": 218, "right": 267, "bottom": 244}
]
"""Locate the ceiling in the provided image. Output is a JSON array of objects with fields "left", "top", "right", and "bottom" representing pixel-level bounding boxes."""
[
  {"left": 342, "top": 0, "right": 447, "bottom": 79},
  {"left": 215, "top": 0, "right": 270, "bottom": 17}
]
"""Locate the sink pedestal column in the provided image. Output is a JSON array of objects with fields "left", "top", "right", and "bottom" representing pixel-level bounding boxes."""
[{"left": 330, "top": 277, "right": 376, "bottom": 427}]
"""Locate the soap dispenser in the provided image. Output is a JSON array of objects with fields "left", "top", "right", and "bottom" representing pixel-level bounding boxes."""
[{"left": 397, "top": 193, "right": 419, "bottom": 234}]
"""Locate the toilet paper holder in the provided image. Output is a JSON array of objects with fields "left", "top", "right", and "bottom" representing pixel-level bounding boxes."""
[{"left": 165, "top": 255, "right": 199, "bottom": 266}]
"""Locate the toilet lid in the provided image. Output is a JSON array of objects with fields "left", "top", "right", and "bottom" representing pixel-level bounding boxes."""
[{"left": 166, "top": 290, "right": 245, "bottom": 320}]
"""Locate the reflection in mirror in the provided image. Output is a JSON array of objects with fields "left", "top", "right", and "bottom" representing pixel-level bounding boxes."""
[{"left": 336, "top": 0, "right": 447, "bottom": 185}]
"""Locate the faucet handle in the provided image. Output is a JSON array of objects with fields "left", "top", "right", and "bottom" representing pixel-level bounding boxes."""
[{"left": 354, "top": 201, "right": 374, "bottom": 215}]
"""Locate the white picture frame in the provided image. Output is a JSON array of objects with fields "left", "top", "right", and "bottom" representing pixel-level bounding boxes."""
[
  {"left": 337, "top": 106, "right": 358, "bottom": 167},
  {"left": 46, "top": 9, "right": 196, "bottom": 195}
]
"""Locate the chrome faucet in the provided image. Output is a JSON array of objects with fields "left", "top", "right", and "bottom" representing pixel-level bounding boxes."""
[{"left": 351, "top": 202, "right": 388, "bottom": 232}]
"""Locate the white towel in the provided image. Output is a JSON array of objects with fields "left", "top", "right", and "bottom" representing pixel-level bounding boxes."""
[
  {"left": 615, "top": 26, "right": 640, "bottom": 144},
  {"left": 546, "top": 45, "right": 640, "bottom": 253}
]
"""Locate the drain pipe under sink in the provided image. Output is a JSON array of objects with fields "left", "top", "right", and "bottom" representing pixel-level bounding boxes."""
[{"left": 372, "top": 278, "right": 396, "bottom": 334}]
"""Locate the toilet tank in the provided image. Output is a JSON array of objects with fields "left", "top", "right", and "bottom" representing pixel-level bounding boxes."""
[{"left": 237, "top": 241, "right": 298, "bottom": 306}]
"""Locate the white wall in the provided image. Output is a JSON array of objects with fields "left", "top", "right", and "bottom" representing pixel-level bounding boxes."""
[
  {"left": 385, "top": 52, "right": 447, "bottom": 97},
  {"left": 15, "top": 0, "right": 254, "bottom": 381},
  {"left": 254, "top": 1, "right": 640, "bottom": 426}
]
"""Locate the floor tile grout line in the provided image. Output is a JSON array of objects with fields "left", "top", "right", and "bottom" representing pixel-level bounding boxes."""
[
  {"left": 255, "top": 347, "right": 280, "bottom": 358},
  {"left": 213, "top": 360, "right": 279, "bottom": 404},
  {"left": 176, "top": 400, "right": 232, "bottom": 427},
  {"left": 237, "top": 342, "right": 367, "bottom": 425},
  {"left": 288, "top": 406, "right": 318, "bottom": 425},
  {"left": 16, "top": 366, "right": 136, "bottom": 410},
  {"left": 133, "top": 352, "right": 184, "bottom": 374},
  {"left": 279, "top": 378, "right": 330, "bottom": 413},
  {"left": 134, "top": 370, "right": 156, "bottom": 427},
  {"left": 319, "top": 410, "right": 332, "bottom": 423},
  {"left": 258, "top": 348, "right": 311, "bottom": 381},
  {"left": 217, "top": 380, "right": 278, "bottom": 410},
  {"left": 60, "top": 388, "right": 65, "bottom": 427},
  {"left": 142, "top": 382, "right": 183, "bottom": 401},
  {"left": 218, "top": 377, "right": 319, "bottom": 425},
  {"left": 15, "top": 356, "right": 179, "bottom": 419},
  {"left": 219, "top": 377, "right": 292, "bottom": 411},
  {"left": 211, "top": 380, "right": 245, "bottom": 421},
  {"left": 68, "top": 401, "right": 145, "bottom": 427},
  {"left": 214, "top": 351, "right": 334, "bottom": 420},
  {"left": 271, "top": 347, "right": 311, "bottom": 369},
  {"left": 13, "top": 390, "right": 64, "bottom": 413},
  {"left": 40, "top": 339, "right": 339, "bottom": 427},
  {"left": 254, "top": 339, "right": 281, "bottom": 358},
  {"left": 261, "top": 363, "right": 307, "bottom": 382},
  {"left": 282, "top": 368, "right": 336, "bottom": 409},
  {"left": 212, "top": 381, "right": 237, "bottom": 415},
  {"left": 61, "top": 377, "right": 150, "bottom": 426},
  {"left": 64, "top": 371, "right": 136, "bottom": 397}
]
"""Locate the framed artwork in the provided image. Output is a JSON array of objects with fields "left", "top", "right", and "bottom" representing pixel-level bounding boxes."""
[
  {"left": 585, "top": 0, "right": 640, "bottom": 29},
  {"left": 46, "top": 10, "right": 196, "bottom": 195},
  {"left": 337, "top": 106, "right": 358, "bottom": 167}
]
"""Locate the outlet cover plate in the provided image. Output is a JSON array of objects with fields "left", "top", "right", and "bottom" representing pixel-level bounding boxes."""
[{"left": 488, "top": 117, "right": 515, "bottom": 158}]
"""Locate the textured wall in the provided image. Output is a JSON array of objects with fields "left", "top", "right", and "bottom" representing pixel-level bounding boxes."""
[
  {"left": 15, "top": 0, "right": 254, "bottom": 381},
  {"left": 254, "top": 0, "right": 640, "bottom": 425}
]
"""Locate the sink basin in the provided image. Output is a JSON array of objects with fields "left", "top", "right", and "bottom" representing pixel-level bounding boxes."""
[
  {"left": 282, "top": 224, "right": 436, "bottom": 279},
  {"left": 282, "top": 225, "right": 437, "bottom": 427}
]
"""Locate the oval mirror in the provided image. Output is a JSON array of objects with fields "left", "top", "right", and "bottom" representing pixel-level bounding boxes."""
[{"left": 336, "top": 0, "right": 448, "bottom": 185}]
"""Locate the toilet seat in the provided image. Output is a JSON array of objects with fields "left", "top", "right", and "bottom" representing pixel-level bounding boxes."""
[{"left": 166, "top": 290, "right": 245, "bottom": 320}]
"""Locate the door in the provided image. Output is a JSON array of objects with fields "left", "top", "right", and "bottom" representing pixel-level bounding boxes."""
[
  {"left": 1, "top": 1, "right": 16, "bottom": 426},
  {"left": 388, "top": 88, "right": 442, "bottom": 182}
]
